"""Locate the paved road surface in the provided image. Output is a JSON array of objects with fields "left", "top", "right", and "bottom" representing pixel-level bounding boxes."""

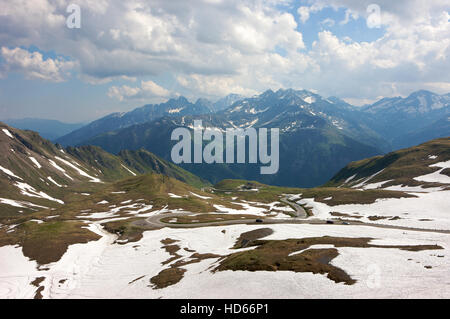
[
  {"left": 132, "top": 211, "right": 450, "bottom": 235},
  {"left": 280, "top": 197, "right": 307, "bottom": 218}
]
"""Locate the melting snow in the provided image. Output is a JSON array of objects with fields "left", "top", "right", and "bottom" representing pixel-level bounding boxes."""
[
  {"left": 344, "top": 174, "right": 357, "bottom": 184},
  {"left": 48, "top": 159, "right": 73, "bottom": 181},
  {"left": 121, "top": 164, "right": 136, "bottom": 176},
  {"left": 47, "top": 177, "right": 63, "bottom": 187},
  {"left": 190, "top": 192, "right": 212, "bottom": 200},
  {"left": 300, "top": 190, "right": 450, "bottom": 230},
  {"left": 351, "top": 169, "right": 385, "bottom": 188},
  {"left": 55, "top": 156, "right": 101, "bottom": 183},
  {"left": 0, "top": 198, "right": 47, "bottom": 210},
  {"left": 414, "top": 160, "right": 450, "bottom": 184},
  {"left": 29, "top": 157, "right": 42, "bottom": 169},
  {"left": 0, "top": 165, "right": 23, "bottom": 180},
  {"left": 14, "top": 182, "right": 64, "bottom": 204},
  {"left": 2, "top": 223, "right": 450, "bottom": 298},
  {"left": 2, "top": 129, "right": 14, "bottom": 138}
]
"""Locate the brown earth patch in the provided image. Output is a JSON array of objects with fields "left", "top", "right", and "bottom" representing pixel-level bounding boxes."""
[
  {"left": 367, "top": 215, "right": 402, "bottom": 221},
  {"left": 214, "top": 236, "right": 443, "bottom": 285},
  {"left": 160, "top": 239, "right": 182, "bottom": 265},
  {"left": 368, "top": 216, "right": 390, "bottom": 221},
  {"left": 150, "top": 248, "right": 221, "bottom": 289},
  {"left": 330, "top": 212, "right": 362, "bottom": 219},
  {"left": 302, "top": 188, "right": 417, "bottom": 206},
  {"left": 160, "top": 214, "right": 263, "bottom": 224},
  {"left": 34, "top": 286, "right": 44, "bottom": 299},
  {"left": 234, "top": 228, "right": 274, "bottom": 248},
  {"left": 440, "top": 168, "right": 450, "bottom": 177},
  {"left": 31, "top": 277, "right": 45, "bottom": 299},
  {"left": 102, "top": 219, "right": 144, "bottom": 244},
  {"left": 161, "top": 238, "right": 179, "bottom": 245},
  {"left": 0, "top": 221, "right": 100, "bottom": 265},
  {"left": 150, "top": 268, "right": 186, "bottom": 289}
]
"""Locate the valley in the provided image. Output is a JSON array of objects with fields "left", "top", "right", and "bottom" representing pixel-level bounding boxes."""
[
  {"left": 2, "top": 0, "right": 449, "bottom": 303},
  {"left": 53, "top": 89, "right": 449, "bottom": 187},
  {"left": 0, "top": 122, "right": 449, "bottom": 299}
]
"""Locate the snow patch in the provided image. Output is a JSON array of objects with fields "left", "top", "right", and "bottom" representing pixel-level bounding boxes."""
[
  {"left": 29, "top": 157, "right": 42, "bottom": 169},
  {"left": 2, "top": 129, "right": 14, "bottom": 138},
  {"left": 14, "top": 182, "right": 64, "bottom": 204},
  {"left": 414, "top": 160, "right": 450, "bottom": 184},
  {"left": 47, "top": 177, "right": 63, "bottom": 187},
  {"left": 0, "top": 165, "right": 22, "bottom": 180},
  {"left": 190, "top": 192, "right": 212, "bottom": 200},
  {"left": 121, "top": 164, "right": 136, "bottom": 176},
  {"left": 55, "top": 156, "right": 102, "bottom": 183}
]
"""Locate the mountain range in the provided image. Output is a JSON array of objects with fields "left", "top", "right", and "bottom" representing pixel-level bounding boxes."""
[
  {"left": 5, "top": 89, "right": 449, "bottom": 188},
  {"left": 362, "top": 90, "right": 450, "bottom": 149},
  {"left": 47, "top": 89, "right": 448, "bottom": 187},
  {"left": 2, "top": 120, "right": 448, "bottom": 220},
  {"left": 1, "top": 121, "right": 449, "bottom": 298},
  {"left": 3, "top": 118, "right": 85, "bottom": 141},
  {"left": 55, "top": 94, "right": 244, "bottom": 146}
]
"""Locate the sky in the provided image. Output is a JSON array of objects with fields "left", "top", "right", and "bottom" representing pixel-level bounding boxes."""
[{"left": 0, "top": 0, "right": 449, "bottom": 123}]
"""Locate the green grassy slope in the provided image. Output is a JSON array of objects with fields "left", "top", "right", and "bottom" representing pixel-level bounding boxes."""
[{"left": 325, "top": 137, "right": 450, "bottom": 188}]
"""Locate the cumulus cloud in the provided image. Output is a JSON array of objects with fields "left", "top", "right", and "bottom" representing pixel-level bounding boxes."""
[
  {"left": 108, "top": 80, "right": 170, "bottom": 102},
  {"left": 298, "top": 6, "right": 311, "bottom": 24},
  {"left": 340, "top": 9, "right": 358, "bottom": 25},
  {"left": 0, "top": 0, "right": 448, "bottom": 102},
  {"left": 0, "top": 47, "right": 74, "bottom": 82},
  {"left": 297, "top": 4, "right": 324, "bottom": 24}
]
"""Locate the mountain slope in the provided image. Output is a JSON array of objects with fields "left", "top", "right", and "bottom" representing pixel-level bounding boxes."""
[
  {"left": 362, "top": 90, "right": 450, "bottom": 149},
  {"left": 79, "top": 88, "right": 385, "bottom": 187},
  {"left": 392, "top": 116, "right": 450, "bottom": 149},
  {"left": 0, "top": 122, "right": 207, "bottom": 218},
  {"left": 212, "top": 93, "right": 245, "bottom": 112},
  {"left": 56, "top": 96, "right": 213, "bottom": 146},
  {"left": 325, "top": 137, "right": 450, "bottom": 190}
]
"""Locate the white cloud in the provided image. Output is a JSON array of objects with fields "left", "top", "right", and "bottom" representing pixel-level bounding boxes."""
[
  {"left": 176, "top": 74, "right": 259, "bottom": 98},
  {"left": 297, "top": 3, "right": 325, "bottom": 24},
  {"left": 0, "top": 0, "right": 448, "bottom": 102},
  {"left": 340, "top": 9, "right": 358, "bottom": 25},
  {"left": 297, "top": 6, "right": 311, "bottom": 24},
  {"left": 108, "top": 80, "right": 170, "bottom": 102},
  {"left": 321, "top": 18, "right": 335, "bottom": 27},
  {"left": 0, "top": 47, "right": 74, "bottom": 82}
]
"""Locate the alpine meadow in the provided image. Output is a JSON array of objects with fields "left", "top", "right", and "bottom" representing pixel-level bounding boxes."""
[{"left": 0, "top": 0, "right": 449, "bottom": 304}]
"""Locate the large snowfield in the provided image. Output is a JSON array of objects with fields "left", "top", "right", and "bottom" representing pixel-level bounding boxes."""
[
  {"left": 1, "top": 185, "right": 449, "bottom": 299},
  {"left": 1, "top": 220, "right": 450, "bottom": 299}
]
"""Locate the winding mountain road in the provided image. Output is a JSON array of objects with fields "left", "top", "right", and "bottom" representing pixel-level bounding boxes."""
[
  {"left": 280, "top": 196, "right": 307, "bottom": 218},
  {"left": 131, "top": 199, "right": 450, "bottom": 235}
]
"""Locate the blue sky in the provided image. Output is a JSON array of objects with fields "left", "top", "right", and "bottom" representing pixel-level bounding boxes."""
[{"left": 0, "top": 0, "right": 448, "bottom": 123}]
